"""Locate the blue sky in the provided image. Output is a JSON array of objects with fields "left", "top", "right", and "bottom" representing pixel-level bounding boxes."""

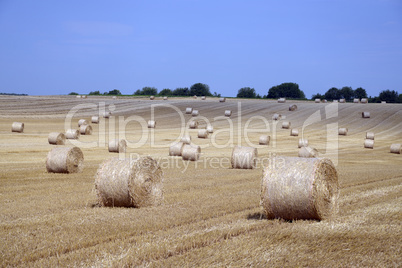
[{"left": 0, "top": 0, "right": 401, "bottom": 97}]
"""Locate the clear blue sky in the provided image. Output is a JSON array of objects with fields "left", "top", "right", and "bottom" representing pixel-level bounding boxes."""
[{"left": 0, "top": 0, "right": 401, "bottom": 97}]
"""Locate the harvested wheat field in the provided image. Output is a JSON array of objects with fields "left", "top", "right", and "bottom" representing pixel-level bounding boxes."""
[{"left": 0, "top": 95, "right": 401, "bottom": 267}]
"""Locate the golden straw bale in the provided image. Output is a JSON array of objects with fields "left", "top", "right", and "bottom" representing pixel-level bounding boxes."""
[
  {"left": 338, "top": 128, "right": 348, "bottom": 136},
  {"left": 272, "top": 114, "right": 282, "bottom": 120},
  {"left": 169, "top": 142, "right": 185, "bottom": 156},
  {"left": 189, "top": 120, "right": 199, "bottom": 129},
  {"left": 197, "top": 129, "right": 208, "bottom": 139},
  {"left": 108, "top": 139, "right": 127, "bottom": 153},
  {"left": 150, "top": 96, "right": 155, "bottom": 100},
  {"left": 11, "top": 122, "right": 24, "bottom": 133},
  {"left": 315, "top": 98, "right": 321, "bottom": 103},
  {"left": 290, "top": 129, "right": 299, "bottom": 136},
  {"left": 224, "top": 110, "right": 232, "bottom": 117},
  {"left": 191, "top": 110, "right": 199, "bottom": 116},
  {"left": 361, "top": 98, "right": 368, "bottom": 103},
  {"left": 193, "top": 95, "right": 197, "bottom": 99},
  {"left": 80, "top": 125, "right": 92, "bottom": 135},
  {"left": 48, "top": 132, "right": 66, "bottom": 145},
  {"left": 206, "top": 126, "right": 214, "bottom": 133},
  {"left": 163, "top": 96, "right": 168, "bottom": 100},
  {"left": 219, "top": 97, "right": 226, "bottom": 102},
  {"left": 282, "top": 121, "right": 291, "bottom": 129},
  {"left": 78, "top": 119, "right": 88, "bottom": 127},
  {"left": 259, "top": 135, "right": 270, "bottom": 145},
  {"left": 91, "top": 116, "right": 99, "bottom": 124},
  {"left": 362, "top": 112, "right": 370, "bottom": 118},
  {"left": 278, "top": 98, "right": 286, "bottom": 103},
  {"left": 148, "top": 120, "right": 156, "bottom": 128},
  {"left": 289, "top": 104, "right": 297, "bottom": 111},
  {"left": 364, "top": 139, "right": 374, "bottom": 149},
  {"left": 353, "top": 98, "right": 360, "bottom": 103},
  {"left": 339, "top": 99, "right": 345, "bottom": 103},
  {"left": 366, "top": 132, "right": 375, "bottom": 140},
  {"left": 103, "top": 112, "right": 111, "bottom": 118},
  {"left": 298, "top": 138, "right": 309, "bottom": 148},
  {"left": 180, "top": 135, "right": 191, "bottom": 144},
  {"left": 231, "top": 146, "right": 258, "bottom": 169},
  {"left": 201, "top": 96, "right": 206, "bottom": 100},
  {"left": 65, "top": 129, "right": 80, "bottom": 139},
  {"left": 298, "top": 146, "right": 319, "bottom": 158},
  {"left": 46, "top": 146, "right": 84, "bottom": 173},
  {"left": 185, "top": 107, "right": 193, "bottom": 114},
  {"left": 390, "top": 144, "right": 401, "bottom": 154},
  {"left": 182, "top": 144, "right": 201, "bottom": 161}
]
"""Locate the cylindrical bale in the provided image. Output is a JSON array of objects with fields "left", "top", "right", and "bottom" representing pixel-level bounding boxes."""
[
  {"left": 207, "top": 126, "right": 214, "bottom": 133},
  {"left": 148, "top": 120, "right": 156, "bottom": 128},
  {"left": 366, "top": 132, "right": 375, "bottom": 140},
  {"left": 169, "top": 142, "right": 184, "bottom": 156},
  {"left": 46, "top": 146, "right": 84, "bottom": 173},
  {"left": 278, "top": 98, "right": 286, "bottom": 103},
  {"left": 112, "top": 96, "right": 117, "bottom": 99},
  {"left": 80, "top": 124, "right": 92, "bottom": 135},
  {"left": 272, "top": 114, "right": 282, "bottom": 120},
  {"left": 315, "top": 98, "right": 321, "bottom": 103},
  {"left": 65, "top": 129, "right": 80, "bottom": 139},
  {"left": 231, "top": 146, "right": 258, "bottom": 169},
  {"left": 219, "top": 97, "right": 226, "bottom": 102},
  {"left": 298, "top": 146, "right": 319, "bottom": 158},
  {"left": 91, "top": 116, "right": 99, "bottom": 124},
  {"left": 225, "top": 110, "right": 232, "bottom": 117},
  {"left": 78, "top": 119, "right": 88, "bottom": 127},
  {"left": 198, "top": 129, "right": 209, "bottom": 139},
  {"left": 150, "top": 96, "right": 155, "bottom": 100},
  {"left": 182, "top": 144, "right": 201, "bottom": 161},
  {"left": 364, "top": 139, "right": 374, "bottom": 149},
  {"left": 189, "top": 120, "right": 198, "bottom": 129},
  {"left": 259, "top": 135, "right": 270, "bottom": 145},
  {"left": 339, "top": 99, "right": 345, "bottom": 103},
  {"left": 362, "top": 112, "right": 370, "bottom": 118},
  {"left": 180, "top": 135, "right": 191, "bottom": 144},
  {"left": 201, "top": 96, "right": 206, "bottom": 100},
  {"left": 193, "top": 95, "right": 197, "bottom": 99},
  {"left": 282, "top": 121, "right": 291, "bottom": 129},
  {"left": 76, "top": 95, "right": 81, "bottom": 99},
  {"left": 338, "top": 128, "right": 348, "bottom": 136},
  {"left": 108, "top": 139, "right": 127, "bottom": 153},
  {"left": 185, "top": 107, "right": 193, "bottom": 114},
  {"left": 163, "top": 96, "right": 168, "bottom": 100},
  {"left": 191, "top": 110, "right": 199, "bottom": 116},
  {"left": 289, "top": 104, "right": 297, "bottom": 111},
  {"left": 381, "top": 101, "right": 386, "bottom": 104},
  {"left": 261, "top": 157, "right": 339, "bottom": 220},
  {"left": 298, "top": 138, "right": 309, "bottom": 148},
  {"left": 290, "top": 129, "right": 299, "bottom": 136},
  {"left": 11, "top": 122, "right": 24, "bottom": 133},
  {"left": 361, "top": 98, "right": 368, "bottom": 103},
  {"left": 353, "top": 98, "right": 360, "bottom": 103},
  {"left": 48, "top": 132, "right": 66, "bottom": 145},
  {"left": 323, "top": 99, "right": 328, "bottom": 103},
  {"left": 103, "top": 112, "right": 111, "bottom": 118},
  {"left": 390, "top": 144, "right": 401, "bottom": 154},
  {"left": 95, "top": 156, "right": 163, "bottom": 207},
  {"left": 82, "top": 95, "right": 87, "bottom": 99},
  {"left": 333, "top": 100, "right": 338, "bottom": 103}
]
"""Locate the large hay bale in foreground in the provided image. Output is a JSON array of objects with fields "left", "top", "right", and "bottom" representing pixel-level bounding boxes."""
[
  {"left": 11, "top": 122, "right": 24, "bottom": 133},
  {"left": 182, "top": 144, "right": 201, "bottom": 161},
  {"left": 148, "top": 120, "right": 156, "bottom": 128},
  {"left": 224, "top": 110, "right": 232, "bottom": 117},
  {"left": 80, "top": 124, "right": 92, "bottom": 135},
  {"left": 364, "top": 139, "right": 374, "bottom": 149},
  {"left": 259, "top": 135, "right": 270, "bottom": 145},
  {"left": 78, "top": 119, "right": 88, "bottom": 127},
  {"left": 48, "top": 132, "right": 66, "bottom": 145},
  {"left": 46, "top": 146, "right": 84, "bottom": 173},
  {"left": 91, "top": 116, "right": 99, "bottom": 124},
  {"left": 198, "top": 129, "right": 209, "bottom": 139},
  {"left": 189, "top": 120, "right": 199, "bottom": 129},
  {"left": 338, "top": 128, "right": 348, "bottom": 136},
  {"left": 191, "top": 110, "right": 199, "bottom": 117},
  {"left": 290, "top": 129, "right": 299, "bottom": 136},
  {"left": 109, "top": 139, "right": 127, "bottom": 153},
  {"left": 289, "top": 104, "right": 297, "bottom": 111},
  {"left": 169, "top": 142, "right": 184, "bottom": 156},
  {"left": 261, "top": 157, "right": 339, "bottom": 220},
  {"left": 390, "top": 144, "right": 401, "bottom": 154},
  {"left": 185, "top": 107, "right": 193, "bottom": 114},
  {"left": 65, "top": 129, "right": 80, "bottom": 139},
  {"left": 95, "top": 156, "right": 163, "bottom": 207},
  {"left": 362, "top": 112, "right": 370, "bottom": 118},
  {"left": 231, "top": 146, "right": 258, "bottom": 169},
  {"left": 282, "top": 121, "right": 291, "bottom": 129},
  {"left": 366, "top": 132, "right": 375, "bottom": 140},
  {"left": 219, "top": 97, "right": 226, "bottom": 102},
  {"left": 272, "top": 114, "right": 281, "bottom": 120},
  {"left": 180, "top": 135, "right": 191, "bottom": 144},
  {"left": 298, "top": 146, "right": 319, "bottom": 158}
]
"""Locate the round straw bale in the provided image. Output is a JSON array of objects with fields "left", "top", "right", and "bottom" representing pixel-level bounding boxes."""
[
  {"left": 364, "top": 139, "right": 374, "bottom": 149},
  {"left": 338, "top": 128, "right": 348, "bottom": 136},
  {"left": 108, "top": 139, "right": 127, "bottom": 153},
  {"left": 11, "top": 122, "right": 24, "bottom": 133},
  {"left": 169, "top": 142, "right": 185, "bottom": 156},
  {"left": 46, "top": 146, "right": 84, "bottom": 173},
  {"left": 381, "top": 101, "right": 386, "bottom": 104},
  {"left": 361, "top": 98, "right": 368, "bottom": 103},
  {"left": 80, "top": 124, "right": 92, "bottom": 135},
  {"left": 290, "top": 129, "right": 299, "bottom": 136},
  {"left": 390, "top": 144, "right": 401, "bottom": 154},
  {"left": 362, "top": 112, "right": 370, "bottom": 118},
  {"left": 278, "top": 98, "right": 286, "bottom": 103},
  {"left": 197, "top": 129, "right": 208, "bottom": 139},
  {"left": 103, "top": 112, "right": 111, "bottom": 118},
  {"left": 112, "top": 96, "right": 117, "bottom": 99},
  {"left": 207, "top": 125, "right": 214, "bottom": 133},
  {"left": 189, "top": 120, "right": 198, "bottom": 129},
  {"left": 163, "top": 96, "right": 168, "bottom": 100},
  {"left": 91, "top": 116, "right": 99, "bottom": 124},
  {"left": 353, "top": 98, "right": 359, "bottom": 103},
  {"left": 191, "top": 110, "right": 199, "bottom": 116},
  {"left": 48, "top": 132, "right": 66, "bottom": 145},
  {"left": 180, "top": 135, "right": 191, "bottom": 144},
  {"left": 76, "top": 95, "right": 81, "bottom": 99},
  {"left": 272, "top": 113, "right": 282, "bottom": 120},
  {"left": 282, "top": 121, "right": 291, "bottom": 129},
  {"left": 225, "top": 110, "right": 232, "bottom": 117},
  {"left": 366, "top": 132, "right": 374, "bottom": 140},
  {"left": 82, "top": 95, "right": 87, "bottom": 99},
  {"left": 65, "top": 129, "right": 80, "bottom": 139},
  {"left": 148, "top": 120, "right": 156, "bottom": 128},
  {"left": 259, "top": 135, "right": 270, "bottom": 145},
  {"left": 339, "top": 99, "right": 345, "bottom": 103},
  {"left": 261, "top": 157, "right": 339, "bottom": 220},
  {"left": 185, "top": 107, "right": 193, "bottom": 114},
  {"left": 95, "top": 156, "right": 163, "bottom": 207},
  {"left": 182, "top": 144, "right": 201, "bottom": 161},
  {"left": 289, "top": 104, "right": 297, "bottom": 111},
  {"left": 193, "top": 95, "right": 197, "bottom": 99},
  {"left": 333, "top": 100, "right": 338, "bottom": 103},
  {"left": 231, "top": 146, "right": 258, "bottom": 169},
  {"left": 78, "top": 119, "right": 88, "bottom": 127},
  {"left": 315, "top": 98, "right": 321, "bottom": 103},
  {"left": 150, "top": 96, "right": 155, "bottom": 100},
  {"left": 323, "top": 99, "right": 328, "bottom": 103},
  {"left": 201, "top": 96, "right": 206, "bottom": 100},
  {"left": 298, "top": 138, "right": 309, "bottom": 148},
  {"left": 298, "top": 146, "right": 319, "bottom": 158},
  {"left": 219, "top": 97, "right": 226, "bottom": 102}
]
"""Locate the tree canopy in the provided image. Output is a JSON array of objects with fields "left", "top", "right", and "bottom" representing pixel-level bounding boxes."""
[
  {"left": 134, "top": 87, "right": 158, "bottom": 95},
  {"left": 189, "top": 83, "right": 212, "bottom": 96},
  {"left": 158, "top": 88, "right": 172, "bottom": 96},
  {"left": 267, "top": 82, "right": 305, "bottom": 99},
  {"left": 237, "top": 87, "right": 257, "bottom": 98},
  {"left": 106, "top": 89, "right": 121, "bottom": 95},
  {"left": 378, "top": 89, "right": 399, "bottom": 103},
  {"left": 324, "top": 87, "right": 341, "bottom": 100},
  {"left": 172, "top": 87, "right": 189, "bottom": 96},
  {"left": 353, "top": 87, "right": 367, "bottom": 99},
  {"left": 340, "top": 86, "right": 354, "bottom": 101}
]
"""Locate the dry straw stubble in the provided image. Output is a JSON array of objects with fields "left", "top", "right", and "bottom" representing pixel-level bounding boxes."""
[
  {"left": 231, "top": 146, "right": 258, "bottom": 169},
  {"left": 46, "top": 146, "right": 84, "bottom": 173},
  {"left": 48, "top": 132, "right": 66, "bottom": 145}
]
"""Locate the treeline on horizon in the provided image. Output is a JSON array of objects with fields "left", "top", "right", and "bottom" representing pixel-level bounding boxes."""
[{"left": 68, "top": 81, "right": 401, "bottom": 104}]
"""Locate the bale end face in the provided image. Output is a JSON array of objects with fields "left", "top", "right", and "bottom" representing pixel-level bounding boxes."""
[
  {"left": 48, "top": 132, "right": 66, "bottom": 145},
  {"left": 390, "top": 144, "right": 401, "bottom": 154}
]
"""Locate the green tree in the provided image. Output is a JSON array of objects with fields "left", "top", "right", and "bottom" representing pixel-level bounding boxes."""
[
  {"left": 324, "top": 87, "right": 340, "bottom": 100},
  {"left": 133, "top": 89, "right": 141, "bottom": 95},
  {"left": 267, "top": 82, "right": 305, "bottom": 99},
  {"left": 189, "top": 83, "right": 212, "bottom": 96},
  {"left": 213, "top": 91, "right": 221, "bottom": 97},
  {"left": 159, "top": 88, "right": 172, "bottom": 96},
  {"left": 89, "top": 90, "right": 101, "bottom": 95},
  {"left": 140, "top": 87, "right": 158, "bottom": 95},
  {"left": 354, "top": 87, "right": 367, "bottom": 99},
  {"left": 399, "top": 94, "right": 402, "bottom": 103},
  {"left": 340, "top": 86, "right": 354, "bottom": 101},
  {"left": 107, "top": 89, "right": 121, "bottom": 95},
  {"left": 237, "top": 87, "right": 256, "bottom": 98},
  {"left": 68, "top": 92, "right": 79, "bottom": 95},
  {"left": 378, "top": 89, "right": 399, "bottom": 103},
  {"left": 172, "top": 87, "right": 189, "bottom": 96},
  {"left": 311, "top": 93, "right": 323, "bottom": 100}
]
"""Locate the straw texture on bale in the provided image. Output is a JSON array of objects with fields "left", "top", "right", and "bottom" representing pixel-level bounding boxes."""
[
  {"left": 361, "top": 98, "right": 368, "bottom": 103},
  {"left": 148, "top": 120, "right": 156, "bottom": 128},
  {"left": 272, "top": 113, "right": 282, "bottom": 120},
  {"left": 390, "top": 144, "right": 401, "bottom": 154},
  {"left": 185, "top": 107, "right": 193, "bottom": 114},
  {"left": 298, "top": 146, "right": 319, "bottom": 158},
  {"left": 278, "top": 98, "right": 286, "bottom": 103},
  {"left": 189, "top": 120, "right": 199, "bottom": 129},
  {"left": 201, "top": 96, "right": 206, "bottom": 100},
  {"left": 46, "top": 146, "right": 84, "bottom": 173},
  {"left": 362, "top": 112, "right": 370, "bottom": 118},
  {"left": 48, "top": 132, "right": 66, "bottom": 145},
  {"left": 182, "top": 144, "right": 201, "bottom": 161},
  {"left": 339, "top": 99, "right": 345, "bottom": 103},
  {"left": 80, "top": 124, "right": 92, "bottom": 135},
  {"left": 163, "top": 96, "right": 168, "bottom": 100},
  {"left": 259, "top": 135, "right": 270, "bottom": 145},
  {"left": 65, "top": 129, "right": 80, "bottom": 139},
  {"left": 364, "top": 139, "right": 374, "bottom": 149},
  {"left": 207, "top": 126, "right": 214, "bottom": 133},
  {"left": 315, "top": 98, "right": 321, "bottom": 103},
  {"left": 103, "top": 112, "right": 111, "bottom": 118},
  {"left": 91, "top": 116, "right": 99, "bottom": 124},
  {"left": 231, "top": 146, "right": 258, "bottom": 169},
  {"left": 150, "top": 96, "right": 155, "bottom": 100},
  {"left": 108, "top": 139, "right": 127, "bottom": 153},
  {"left": 197, "top": 129, "right": 209, "bottom": 139},
  {"left": 290, "top": 129, "right": 299, "bottom": 136},
  {"left": 95, "top": 156, "right": 163, "bottom": 207},
  {"left": 289, "top": 104, "right": 297, "bottom": 111},
  {"left": 180, "top": 135, "right": 191, "bottom": 144},
  {"left": 260, "top": 157, "right": 339, "bottom": 220},
  {"left": 282, "top": 121, "right": 291, "bottom": 129},
  {"left": 224, "top": 110, "right": 232, "bottom": 117},
  {"left": 191, "top": 110, "right": 199, "bottom": 116},
  {"left": 169, "top": 142, "right": 185, "bottom": 156},
  {"left": 219, "top": 97, "right": 226, "bottom": 102},
  {"left": 338, "top": 128, "right": 348, "bottom": 136},
  {"left": 366, "top": 132, "right": 375, "bottom": 140},
  {"left": 78, "top": 119, "right": 88, "bottom": 127},
  {"left": 11, "top": 122, "right": 24, "bottom": 133},
  {"left": 353, "top": 98, "right": 360, "bottom": 103},
  {"left": 298, "top": 138, "right": 309, "bottom": 148}
]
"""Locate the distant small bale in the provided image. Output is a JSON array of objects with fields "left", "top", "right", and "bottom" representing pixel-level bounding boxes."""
[
  {"left": 206, "top": 125, "right": 214, "bottom": 133},
  {"left": 191, "top": 110, "right": 199, "bottom": 117},
  {"left": 289, "top": 104, "right": 297, "bottom": 111},
  {"left": 91, "top": 116, "right": 99, "bottom": 124},
  {"left": 11, "top": 122, "right": 24, "bottom": 133},
  {"left": 163, "top": 96, "right": 168, "bottom": 100},
  {"left": 290, "top": 129, "right": 299, "bottom": 136},
  {"left": 76, "top": 95, "right": 81, "bottom": 99},
  {"left": 78, "top": 119, "right": 88, "bottom": 127},
  {"left": 381, "top": 101, "right": 386, "bottom": 104},
  {"left": 82, "top": 95, "right": 87, "bottom": 99},
  {"left": 48, "top": 132, "right": 66, "bottom": 145},
  {"left": 315, "top": 99, "right": 321, "bottom": 103},
  {"left": 353, "top": 98, "right": 360, "bottom": 103},
  {"left": 361, "top": 98, "right": 368, "bottom": 103},
  {"left": 80, "top": 124, "right": 92, "bottom": 135},
  {"left": 224, "top": 110, "right": 232, "bottom": 117},
  {"left": 282, "top": 121, "right": 291, "bottom": 129},
  {"left": 150, "top": 96, "right": 155, "bottom": 100},
  {"left": 148, "top": 120, "right": 156, "bottom": 128},
  {"left": 259, "top": 135, "right": 270, "bottom": 145},
  {"left": 189, "top": 120, "right": 199, "bottom": 129},
  {"left": 362, "top": 112, "right": 370, "bottom": 118},
  {"left": 298, "top": 138, "right": 309, "bottom": 148},
  {"left": 364, "top": 139, "right": 374, "bottom": 149},
  {"left": 333, "top": 100, "right": 338, "bottom": 103},
  {"left": 339, "top": 99, "right": 345, "bottom": 103},
  {"left": 103, "top": 112, "right": 111, "bottom": 118},
  {"left": 185, "top": 107, "right": 193, "bottom": 114},
  {"left": 298, "top": 146, "right": 319, "bottom": 158},
  {"left": 182, "top": 144, "right": 201, "bottom": 161},
  {"left": 261, "top": 157, "right": 339, "bottom": 220},
  {"left": 95, "top": 156, "right": 163, "bottom": 207},
  {"left": 169, "top": 142, "right": 185, "bottom": 156},
  {"left": 109, "top": 139, "right": 127, "bottom": 153},
  {"left": 278, "top": 98, "right": 286, "bottom": 103},
  {"left": 46, "top": 146, "right": 84, "bottom": 173},
  {"left": 272, "top": 114, "right": 282, "bottom": 120},
  {"left": 366, "top": 132, "right": 375, "bottom": 140},
  {"left": 219, "top": 97, "right": 226, "bottom": 102},
  {"left": 112, "top": 96, "right": 117, "bottom": 99},
  {"left": 390, "top": 144, "right": 401, "bottom": 154},
  {"left": 180, "top": 135, "right": 191, "bottom": 144},
  {"left": 201, "top": 96, "right": 206, "bottom": 100},
  {"left": 197, "top": 129, "right": 209, "bottom": 139},
  {"left": 65, "top": 129, "right": 80, "bottom": 139},
  {"left": 193, "top": 95, "right": 197, "bottom": 99},
  {"left": 338, "top": 128, "right": 348, "bottom": 136},
  {"left": 323, "top": 99, "right": 328, "bottom": 103},
  {"left": 231, "top": 146, "right": 258, "bottom": 169}
]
